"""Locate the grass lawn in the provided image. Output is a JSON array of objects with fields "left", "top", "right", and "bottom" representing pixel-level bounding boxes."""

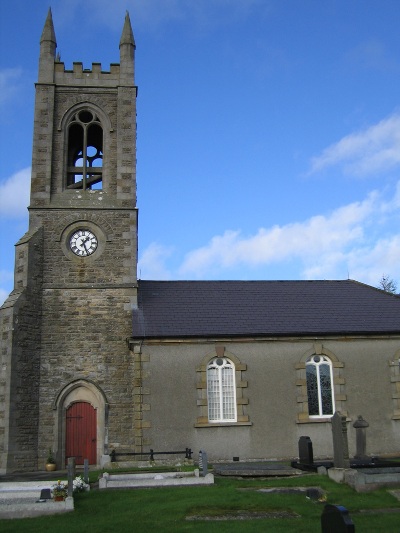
[{"left": 0, "top": 472, "right": 399, "bottom": 532}]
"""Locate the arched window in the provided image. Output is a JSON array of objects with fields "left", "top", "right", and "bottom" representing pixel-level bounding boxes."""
[
  {"left": 306, "top": 355, "right": 335, "bottom": 417},
  {"left": 207, "top": 357, "right": 237, "bottom": 422},
  {"left": 66, "top": 109, "right": 103, "bottom": 190}
]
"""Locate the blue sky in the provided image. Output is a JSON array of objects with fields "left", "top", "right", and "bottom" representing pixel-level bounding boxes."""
[{"left": 1, "top": 0, "right": 400, "bottom": 304}]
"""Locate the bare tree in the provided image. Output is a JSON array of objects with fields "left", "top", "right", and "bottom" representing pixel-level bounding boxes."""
[{"left": 379, "top": 274, "right": 398, "bottom": 294}]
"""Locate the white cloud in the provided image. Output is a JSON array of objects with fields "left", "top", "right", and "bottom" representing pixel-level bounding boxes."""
[
  {"left": 346, "top": 235, "right": 400, "bottom": 286},
  {"left": 138, "top": 242, "right": 174, "bottom": 280},
  {"left": 0, "top": 168, "right": 31, "bottom": 218},
  {"left": 346, "top": 39, "right": 398, "bottom": 72},
  {"left": 0, "top": 68, "right": 23, "bottom": 107},
  {"left": 308, "top": 113, "right": 400, "bottom": 176},
  {"left": 177, "top": 183, "right": 400, "bottom": 282}
]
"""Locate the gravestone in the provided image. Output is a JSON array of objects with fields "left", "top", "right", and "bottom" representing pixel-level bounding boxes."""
[
  {"left": 39, "top": 488, "right": 51, "bottom": 500},
  {"left": 353, "top": 415, "right": 369, "bottom": 459},
  {"left": 321, "top": 504, "right": 355, "bottom": 532},
  {"left": 331, "top": 411, "right": 350, "bottom": 469},
  {"left": 306, "top": 487, "right": 320, "bottom": 500},
  {"left": 84, "top": 458, "right": 89, "bottom": 483},
  {"left": 198, "top": 450, "right": 208, "bottom": 477},
  {"left": 67, "top": 457, "right": 76, "bottom": 497},
  {"left": 298, "top": 436, "right": 314, "bottom": 465}
]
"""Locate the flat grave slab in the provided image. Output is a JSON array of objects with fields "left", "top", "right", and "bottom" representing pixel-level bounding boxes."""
[
  {"left": 345, "top": 466, "right": 400, "bottom": 492},
  {"left": 186, "top": 509, "right": 300, "bottom": 521},
  {"left": 0, "top": 480, "right": 74, "bottom": 519},
  {"left": 99, "top": 469, "right": 214, "bottom": 489},
  {"left": 214, "top": 462, "right": 303, "bottom": 477}
]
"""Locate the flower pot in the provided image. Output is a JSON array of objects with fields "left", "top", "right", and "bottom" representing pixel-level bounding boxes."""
[
  {"left": 45, "top": 463, "right": 57, "bottom": 472},
  {"left": 54, "top": 495, "right": 65, "bottom": 501}
]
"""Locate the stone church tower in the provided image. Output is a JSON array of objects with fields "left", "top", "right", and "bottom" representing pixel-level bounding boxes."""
[{"left": 0, "top": 10, "right": 139, "bottom": 472}]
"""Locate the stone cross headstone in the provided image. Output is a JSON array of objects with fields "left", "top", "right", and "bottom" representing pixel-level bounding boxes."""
[
  {"left": 353, "top": 415, "right": 369, "bottom": 460},
  {"left": 298, "top": 436, "right": 314, "bottom": 465},
  {"left": 331, "top": 411, "right": 350, "bottom": 469},
  {"left": 198, "top": 450, "right": 208, "bottom": 477},
  {"left": 67, "top": 457, "right": 76, "bottom": 497},
  {"left": 321, "top": 504, "right": 355, "bottom": 532}
]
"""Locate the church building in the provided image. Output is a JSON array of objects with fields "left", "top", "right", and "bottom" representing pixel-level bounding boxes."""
[{"left": 1, "top": 11, "right": 399, "bottom": 473}]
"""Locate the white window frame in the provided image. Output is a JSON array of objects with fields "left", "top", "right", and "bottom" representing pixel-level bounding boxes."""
[
  {"left": 305, "top": 355, "right": 335, "bottom": 418},
  {"left": 207, "top": 357, "right": 237, "bottom": 423}
]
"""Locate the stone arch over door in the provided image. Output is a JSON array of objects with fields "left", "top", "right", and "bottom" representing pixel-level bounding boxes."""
[{"left": 54, "top": 379, "right": 108, "bottom": 466}]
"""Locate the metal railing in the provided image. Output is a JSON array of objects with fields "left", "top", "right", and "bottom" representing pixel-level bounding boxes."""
[{"left": 110, "top": 448, "right": 193, "bottom": 462}]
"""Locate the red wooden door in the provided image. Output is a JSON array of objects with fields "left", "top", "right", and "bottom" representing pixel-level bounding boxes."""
[{"left": 66, "top": 402, "right": 97, "bottom": 465}]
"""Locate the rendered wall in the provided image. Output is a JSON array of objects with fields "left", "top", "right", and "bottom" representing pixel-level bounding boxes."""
[{"left": 135, "top": 337, "right": 400, "bottom": 462}]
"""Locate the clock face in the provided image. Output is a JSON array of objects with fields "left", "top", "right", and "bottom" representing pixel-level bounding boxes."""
[{"left": 69, "top": 229, "right": 98, "bottom": 257}]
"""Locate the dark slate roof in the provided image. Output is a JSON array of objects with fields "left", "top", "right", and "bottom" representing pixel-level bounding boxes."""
[{"left": 132, "top": 280, "right": 400, "bottom": 339}]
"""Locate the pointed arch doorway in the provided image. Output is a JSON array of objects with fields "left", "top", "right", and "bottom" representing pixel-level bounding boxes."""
[
  {"left": 54, "top": 379, "right": 108, "bottom": 467},
  {"left": 66, "top": 402, "right": 97, "bottom": 465}
]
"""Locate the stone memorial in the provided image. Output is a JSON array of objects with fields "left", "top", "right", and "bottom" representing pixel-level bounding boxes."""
[
  {"left": 331, "top": 411, "right": 350, "bottom": 469},
  {"left": 353, "top": 415, "right": 369, "bottom": 460},
  {"left": 298, "top": 436, "right": 314, "bottom": 465},
  {"left": 39, "top": 488, "right": 52, "bottom": 500},
  {"left": 198, "top": 450, "right": 208, "bottom": 477},
  {"left": 306, "top": 487, "right": 320, "bottom": 500},
  {"left": 84, "top": 458, "right": 89, "bottom": 484},
  {"left": 321, "top": 504, "right": 355, "bottom": 532},
  {"left": 67, "top": 457, "right": 76, "bottom": 497}
]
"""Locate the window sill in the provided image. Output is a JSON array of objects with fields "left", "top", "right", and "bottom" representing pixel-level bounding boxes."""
[{"left": 194, "top": 422, "right": 252, "bottom": 428}]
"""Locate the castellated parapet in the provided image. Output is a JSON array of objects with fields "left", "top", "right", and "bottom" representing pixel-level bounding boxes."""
[
  {"left": 53, "top": 62, "right": 133, "bottom": 86},
  {"left": 55, "top": 62, "right": 120, "bottom": 87}
]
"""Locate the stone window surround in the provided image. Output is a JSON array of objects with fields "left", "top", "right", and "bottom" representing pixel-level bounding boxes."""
[
  {"left": 296, "top": 343, "right": 346, "bottom": 424},
  {"left": 305, "top": 354, "right": 335, "bottom": 418},
  {"left": 58, "top": 102, "right": 112, "bottom": 192},
  {"left": 195, "top": 345, "right": 251, "bottom": 428},
  {"left": 207, "top": 356, "right": 237, "bottom": 423},
  {"left": 66, "top": 110, "right": 103, "bottom": 190}
]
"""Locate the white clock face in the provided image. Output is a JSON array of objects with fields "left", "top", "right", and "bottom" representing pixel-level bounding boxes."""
[{"left": 69, "top": 229, "right": 98, "bottom": 257}]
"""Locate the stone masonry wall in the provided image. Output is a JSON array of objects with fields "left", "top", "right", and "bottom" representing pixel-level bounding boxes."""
[
  {"left": 27, "top": 209, "right": 138, "bottom": 288},
  {"left": 30, "top": 84, "right": 55, "bottom": 207},
  {"left": 0, "top": 228, "right": 43, "bottom": 472},
  {"left": 37, "top": 286, "right": 136, "bottom": 466}
]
